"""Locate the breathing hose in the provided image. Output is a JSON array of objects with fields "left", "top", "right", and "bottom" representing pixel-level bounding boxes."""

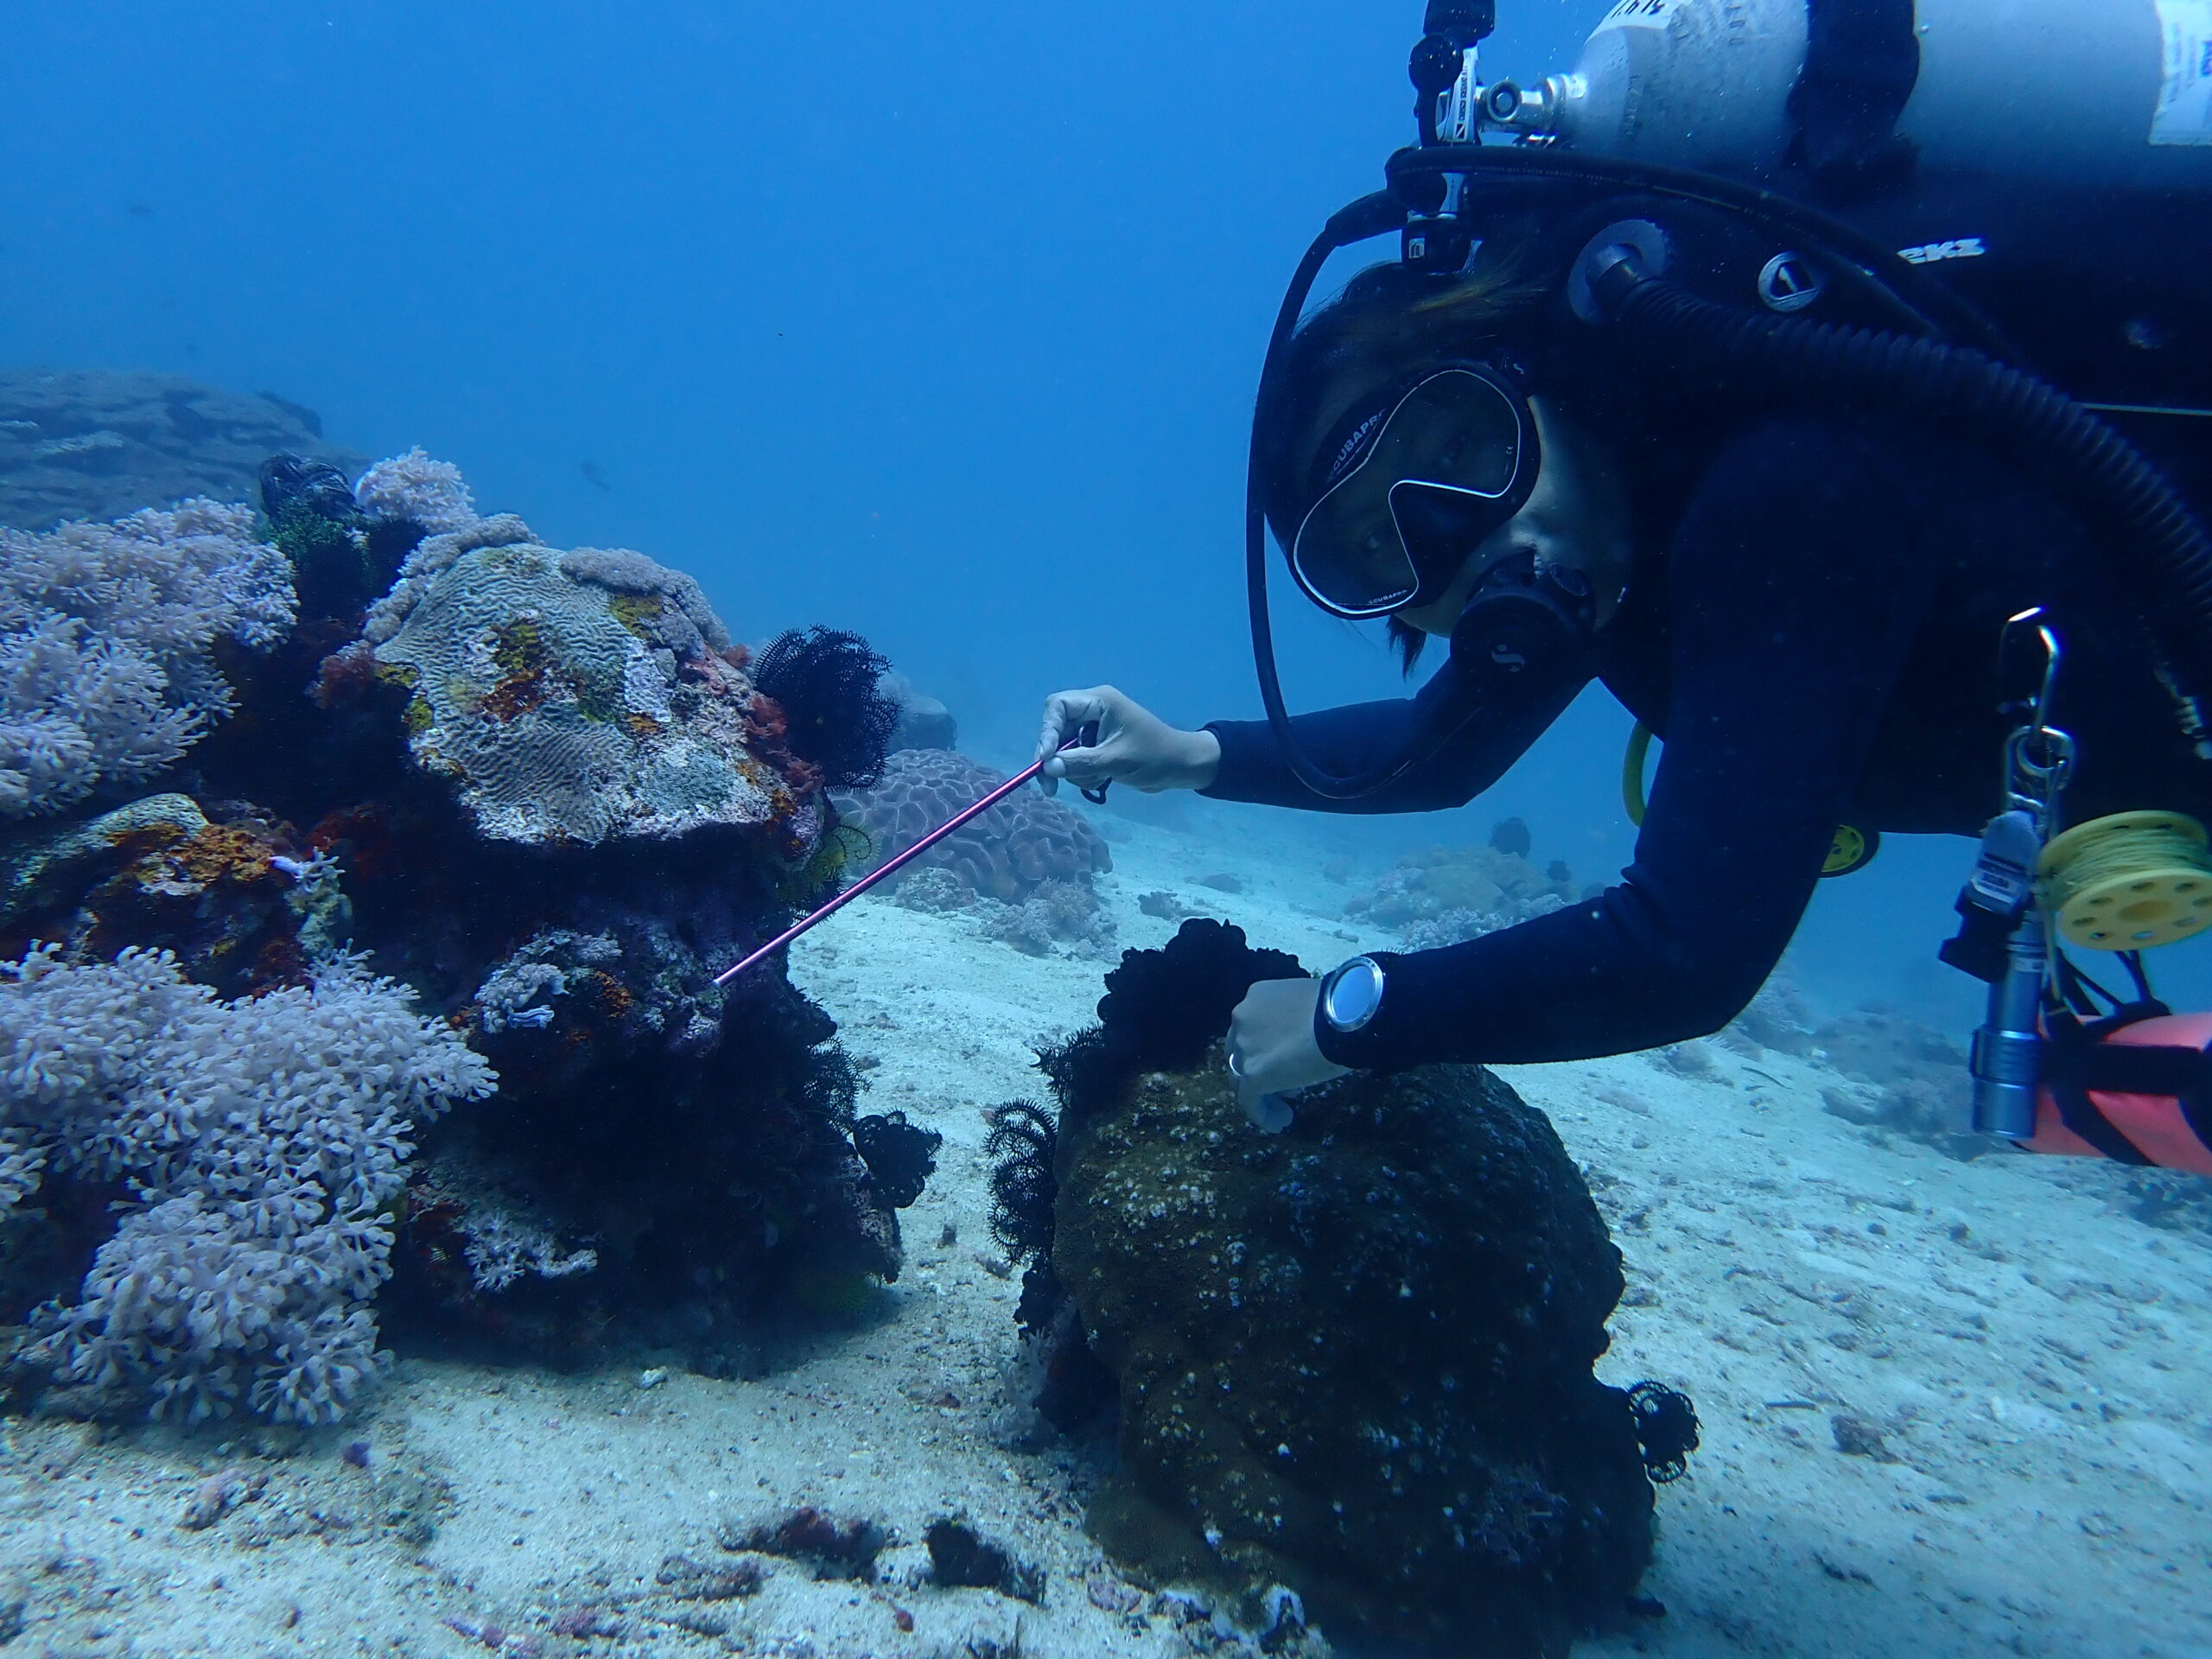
[
  {"left": 1248, "top": 193, "right": 1488, "bottom": 800},
  {"left": 1590, "top": 257, "right": 2212, "bottom": 747}
]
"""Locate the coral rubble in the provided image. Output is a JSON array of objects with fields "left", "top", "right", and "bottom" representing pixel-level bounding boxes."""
[{"left": 1012, "top": 920, "right": 1659, "bottom": 1656}]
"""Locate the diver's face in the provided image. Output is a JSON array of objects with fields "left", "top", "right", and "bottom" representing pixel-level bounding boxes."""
[{"left": 1395, "top": 397, "right": 1628, "bottom": 637}]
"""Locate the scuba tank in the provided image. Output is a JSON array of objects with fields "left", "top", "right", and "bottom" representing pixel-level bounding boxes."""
[
  {"left": 1485, "top": 0, "right": 2212, "bottom": 191},
  {"left": 1474, "top": 0, "right": 2212, "bottom": 421}
]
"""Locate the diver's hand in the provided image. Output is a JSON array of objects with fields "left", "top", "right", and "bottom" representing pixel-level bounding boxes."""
[
  {"left": 1034, "top": 686, "right": 1221, "bottom": 797},
  {"left": 1226, "top": 977, "right": 1350, "bottom": 1131}
]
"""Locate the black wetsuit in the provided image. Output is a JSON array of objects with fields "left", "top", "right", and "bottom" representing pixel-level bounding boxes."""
[{"left": 1203, "top": 416, "right": 2212, "bottom": 1070}]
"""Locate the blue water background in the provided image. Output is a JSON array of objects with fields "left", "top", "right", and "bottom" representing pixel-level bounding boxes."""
[{"left": 11, "top": 0, "right": 2190, "bottom": 1021}]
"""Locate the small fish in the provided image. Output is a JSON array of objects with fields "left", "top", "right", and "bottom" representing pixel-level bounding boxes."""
[{"left": 580, "top": 458, "right": 611, "bottom": 491}]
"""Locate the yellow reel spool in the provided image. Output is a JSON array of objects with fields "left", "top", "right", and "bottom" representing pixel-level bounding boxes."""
[
  {"left": 1621, "top": 723, "right": 1875, "bottom": 877},
  {"left": 2038, "top": 810, "right": 2212, "bottom": 950}
]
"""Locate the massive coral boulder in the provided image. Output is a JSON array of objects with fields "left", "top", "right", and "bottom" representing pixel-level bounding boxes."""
[
  {"left": 1037, "top": 921, "right": 1655, "bottom": 1658},
  {"left": 833, "top": 748, "right": 1110, "bottom": 900},
  {"left": 370, "top": 531, "right": 798, "bottom": 849}
]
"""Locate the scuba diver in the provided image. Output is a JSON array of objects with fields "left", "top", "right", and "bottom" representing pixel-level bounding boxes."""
[{"left": 1036, "top": 0, "right": 2212, "bottom": 1168}]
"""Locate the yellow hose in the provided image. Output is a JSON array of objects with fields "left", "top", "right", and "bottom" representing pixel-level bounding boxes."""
[
  {"left": 1622, "top": 723, "right": 1654, "bottom": 827},
  {"left": 1618, "top": 721, "right": 1876, "bottom": 876}
]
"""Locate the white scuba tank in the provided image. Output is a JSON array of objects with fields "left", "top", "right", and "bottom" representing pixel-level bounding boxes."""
[{"left": 1484, "top": 0, "right": 2212, "bottom": 192}]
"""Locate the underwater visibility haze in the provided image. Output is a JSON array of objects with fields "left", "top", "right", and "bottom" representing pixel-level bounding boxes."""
[{"left": 2, "top": 2, "right": 2211, "bottom": 1656}]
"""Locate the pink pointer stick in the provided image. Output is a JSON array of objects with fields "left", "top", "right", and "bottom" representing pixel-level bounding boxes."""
[{"left": 713, "top": 733, "right": 1091, "bottom": 986}]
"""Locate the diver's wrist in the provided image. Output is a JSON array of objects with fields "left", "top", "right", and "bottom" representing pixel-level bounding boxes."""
[{"left": 1179, "top": 728, "right": 1222, "bottom": 791}]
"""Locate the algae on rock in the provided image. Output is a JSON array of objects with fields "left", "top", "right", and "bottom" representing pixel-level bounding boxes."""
[{"left": 1041, "top": 921, "right": 1655, "bottom": 1658}]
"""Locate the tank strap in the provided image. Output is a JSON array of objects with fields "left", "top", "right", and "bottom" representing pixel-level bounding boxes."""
[
  {"left": 2043, "top": 1077, "right": 2157, "bottom": 1165},
  {"left": 1786, "top": 0, "right": 1921, "bottom": 200}
]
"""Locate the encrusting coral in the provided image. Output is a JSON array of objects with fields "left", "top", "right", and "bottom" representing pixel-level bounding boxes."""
[{"left": 0, "top": 944, "right": 492, "bottom": 1423}]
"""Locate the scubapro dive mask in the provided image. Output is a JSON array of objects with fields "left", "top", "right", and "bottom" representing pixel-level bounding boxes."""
[{"left": 1287, "top": 363, "right": 1541, "bottom": 620}]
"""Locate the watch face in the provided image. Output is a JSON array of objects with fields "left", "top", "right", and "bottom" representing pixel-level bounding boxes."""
[{"left": 1327, "top": 959, "right": 1383, "bottom": 1029}]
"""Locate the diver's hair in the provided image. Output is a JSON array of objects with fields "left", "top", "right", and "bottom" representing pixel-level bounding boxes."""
[
  {"left": 1386, "top": 615, "right": 1430, "bottom": 672},
  {"left": 1254, "top": 223, "right": 1555, "bottom": 548}
]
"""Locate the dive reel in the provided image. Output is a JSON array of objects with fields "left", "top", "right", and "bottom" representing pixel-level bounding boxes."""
[{"left": 1941, "top": 616, "right": 2212, "bottom": 1173}]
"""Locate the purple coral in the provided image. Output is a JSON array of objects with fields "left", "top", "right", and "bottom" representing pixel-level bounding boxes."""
[
  {"left": 0, "top": 500, "right": 294, "bottom": 818},
  {"left": 353, "top": 447, "right": 477, "bottom": 533},
  {"left": 1, "top": 944, "right": 495, "bottom": 1423},
  {"left": 832, "top": 749, "right": 1109, "bottom": 902}
]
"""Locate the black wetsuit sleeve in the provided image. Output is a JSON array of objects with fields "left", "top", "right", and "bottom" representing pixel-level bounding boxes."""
[
  {"left": 1202, "top": 669, "right": 1578, "bottom": 815},
  {"left": 1313, "top": 422, "right": 1941, "bottom": 1067}
]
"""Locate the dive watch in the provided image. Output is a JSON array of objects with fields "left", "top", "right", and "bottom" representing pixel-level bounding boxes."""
[{"left": 1319, "top": 955, "right": 1386, "bottom": 1033}]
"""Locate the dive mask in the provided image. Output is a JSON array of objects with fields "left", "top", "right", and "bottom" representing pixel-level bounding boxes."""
[{"left": 1288, "top": 362, "right": 1541, "bottom": 620}]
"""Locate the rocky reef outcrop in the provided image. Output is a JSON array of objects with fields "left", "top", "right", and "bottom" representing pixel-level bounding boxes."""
[
  {"left": 0, "top": 447, "right": 918, "bottom": 1420},
  {"left": 0, "top": 368, "right": 359, "bottom": 532},
  {"left": 1001, "top": 920, "right": 1665, "bottom": 1658}
]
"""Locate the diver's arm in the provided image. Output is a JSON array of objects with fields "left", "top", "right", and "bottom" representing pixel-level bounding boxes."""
[
  {"left": 1318, "top": 421, "right": 1936, "bottom": 1066},
  {"left": 1200, "top": 668, "right": 1573, "bottom": 816}
]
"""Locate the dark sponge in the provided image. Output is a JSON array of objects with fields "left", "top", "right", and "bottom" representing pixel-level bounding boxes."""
[
  {"left": 753, "top": 626, "right": 902, "bottom": 789},
  {"left": 1037, "top": 919, "right": 1306, "bottom": 1123},
  {"left": 853, "top": 1110, "right": 942, "bottom": 1209}
]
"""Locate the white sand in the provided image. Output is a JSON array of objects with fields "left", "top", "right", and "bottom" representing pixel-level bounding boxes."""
[{"left": 3, "top": 807, "right": 2209, "bottom": 1657}]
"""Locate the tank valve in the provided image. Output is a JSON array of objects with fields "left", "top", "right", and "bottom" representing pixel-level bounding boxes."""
[{"left": 1480, "top": 76, "right": 1572, "bottom": 140}]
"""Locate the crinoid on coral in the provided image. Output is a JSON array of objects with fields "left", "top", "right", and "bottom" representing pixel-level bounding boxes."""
[
  {"left": 1038, "top": 918, "right": 1304, "bottom": 1124},
  {"left": 853, "top": 1109, "right": 942, "bottom": 1210},
  {"left": 1029, "top": 919, "right": 1662, "bottom": 1657},
  {"left": 984, "top": 1099, "right": 1058, "bottom": 1267},
  {"left": 0, "top": 944, "right": 493, "bottom": 1423},
  {"left": 752, "top": 626, "right": 901, "bottom": 790}
]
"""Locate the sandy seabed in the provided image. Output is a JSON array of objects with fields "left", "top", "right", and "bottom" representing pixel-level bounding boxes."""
[{"left": 3, "top": 805, "right": 2209, "bottom": 1659}]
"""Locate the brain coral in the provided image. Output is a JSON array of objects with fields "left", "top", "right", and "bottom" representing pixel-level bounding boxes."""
[
  {"left": 374, "top": 536, "right": 795, "bottom": 847},
  {"left": 831, "top": 749, "right": 1110, "bottom": 902}
]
